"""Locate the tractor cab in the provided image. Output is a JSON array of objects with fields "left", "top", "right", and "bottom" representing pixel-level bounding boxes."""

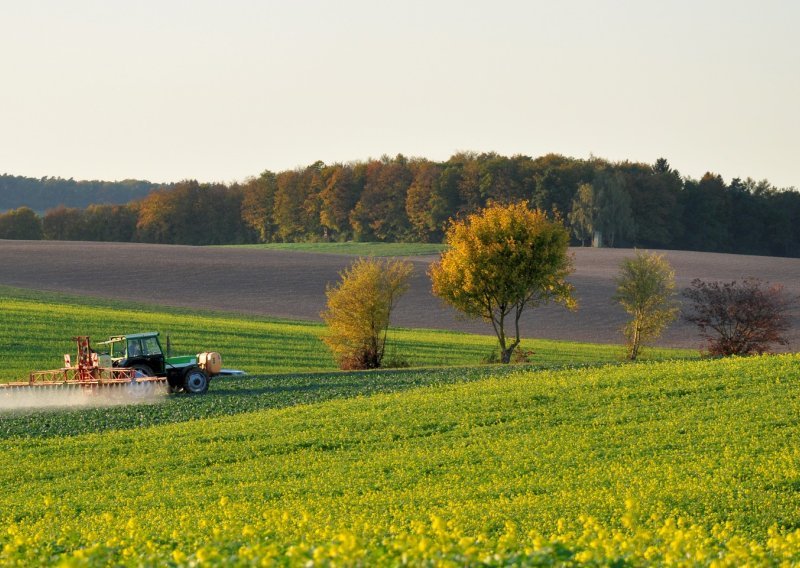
[{"left": 97, "top": 332, "right": 166, "bottom": 376}]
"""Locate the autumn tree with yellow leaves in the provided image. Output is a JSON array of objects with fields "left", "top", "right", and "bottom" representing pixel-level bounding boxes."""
[
  {"left": 322, "top": 257, "right": 414, "bottom": 369},
  {"left": 430, "top": 201, "right": 576, "bottom": 363}
]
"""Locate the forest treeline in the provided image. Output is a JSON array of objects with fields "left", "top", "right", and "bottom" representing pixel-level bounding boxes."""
[
  {"left": 0, "top": 174, "right": 162, "bottom": 212},
  {"left": 1, "top": 153, "right": 799, "bottom": 257}
]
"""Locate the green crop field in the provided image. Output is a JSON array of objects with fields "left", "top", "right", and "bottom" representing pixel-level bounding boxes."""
[
  {"left": 4, "top": 285, "right": 786, "bottom": 565},
  {"left": 1, "top": 355, "right": 799, "bottom": 565},
  {"left": 216, "top": 242, "right": 446, "bottom": 256},
  {"left": 0, "top": 286, "right": 693, "bottom": 383}
]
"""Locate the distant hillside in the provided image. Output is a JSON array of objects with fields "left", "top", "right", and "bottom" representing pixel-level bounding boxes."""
[{"left": 0, "top": 174, "right": 165, "bottom": 213}]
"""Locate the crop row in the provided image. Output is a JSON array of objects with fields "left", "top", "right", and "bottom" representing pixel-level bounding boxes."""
[
  {"left": 0, "top": 365, "right": 547, "bottom": 439},
  {"left": 0, "top": 355, "right": 798, "bottom": 565}
]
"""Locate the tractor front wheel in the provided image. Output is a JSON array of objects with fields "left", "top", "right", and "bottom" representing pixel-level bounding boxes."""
[{"left": 183, "top": 368, "right": 209, "bottom": 394}]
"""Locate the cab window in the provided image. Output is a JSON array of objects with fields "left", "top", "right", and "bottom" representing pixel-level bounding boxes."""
[
  {"left": 142, "top": 337, "right": 162, "bottom": 356},
  {"left": 127, "top": 339, "right": 143, "bottom": 357},
  {"left": 110, "top": 341, "right": 126, "bottom": 359}
]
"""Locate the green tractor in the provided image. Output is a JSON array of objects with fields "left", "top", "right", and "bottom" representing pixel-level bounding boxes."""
[{"left": 96, "top": 332, "right": 225, "bottom": 394}]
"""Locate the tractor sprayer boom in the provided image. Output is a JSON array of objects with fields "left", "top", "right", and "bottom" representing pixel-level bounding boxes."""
[{"left": 0, "top": 333, "right": 240, "bottom": 395}]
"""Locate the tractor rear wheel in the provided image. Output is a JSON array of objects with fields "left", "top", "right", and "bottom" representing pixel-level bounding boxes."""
[
  {"left": 132, "top": 364, "right": 154, "bottom": 377},
  {"left": 183, "top": 368, "right": 209, "bottom": 394}
]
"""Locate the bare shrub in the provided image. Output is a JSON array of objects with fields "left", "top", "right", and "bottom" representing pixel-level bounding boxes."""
[{"left": 682, "top": 278, "right": 796, "bottom": 356}]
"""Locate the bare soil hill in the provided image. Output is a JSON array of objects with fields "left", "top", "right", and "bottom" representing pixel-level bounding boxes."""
[{"left": 1, "top": 241, "right": 798, "bottom": 350}]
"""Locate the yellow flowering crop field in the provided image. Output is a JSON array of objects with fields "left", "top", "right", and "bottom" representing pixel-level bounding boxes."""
[{"left": 1, "top": 354, "right": 799, "bottom": 565}]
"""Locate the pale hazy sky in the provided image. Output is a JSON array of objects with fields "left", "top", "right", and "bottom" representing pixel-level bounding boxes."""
[{"left": 1, "top": 1, "right": 798, "bottom": 187}]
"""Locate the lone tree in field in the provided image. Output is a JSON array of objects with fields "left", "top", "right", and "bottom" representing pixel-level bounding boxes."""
[
  {"left": 613, "top": 251, "right": 678, "bottom": 360},
  {"left": 682, "top": 278, "right": 796, "bottom": 356},
  {"left": 430, "top": 201, "right": 576, "bottom": 364},
  {"left": 321, "top": 257, "right": 413, "bottom": 370}
]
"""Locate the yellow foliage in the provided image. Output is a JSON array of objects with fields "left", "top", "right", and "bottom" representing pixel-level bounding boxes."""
[
  {"left": 321, "top": 257, "right": 413, "bottom": 369},
  {"left": 430, "top": 201, "right": 575, "bottom": 362}
]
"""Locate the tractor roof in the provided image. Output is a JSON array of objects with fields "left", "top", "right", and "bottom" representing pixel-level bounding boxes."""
[{"left": 97, "top": 332, "right": 159, "bottom": 345}]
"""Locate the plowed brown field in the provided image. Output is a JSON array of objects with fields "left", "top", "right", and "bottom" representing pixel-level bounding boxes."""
[{"left": 1, "top": 241, "right": 798, "bottom": 350}]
